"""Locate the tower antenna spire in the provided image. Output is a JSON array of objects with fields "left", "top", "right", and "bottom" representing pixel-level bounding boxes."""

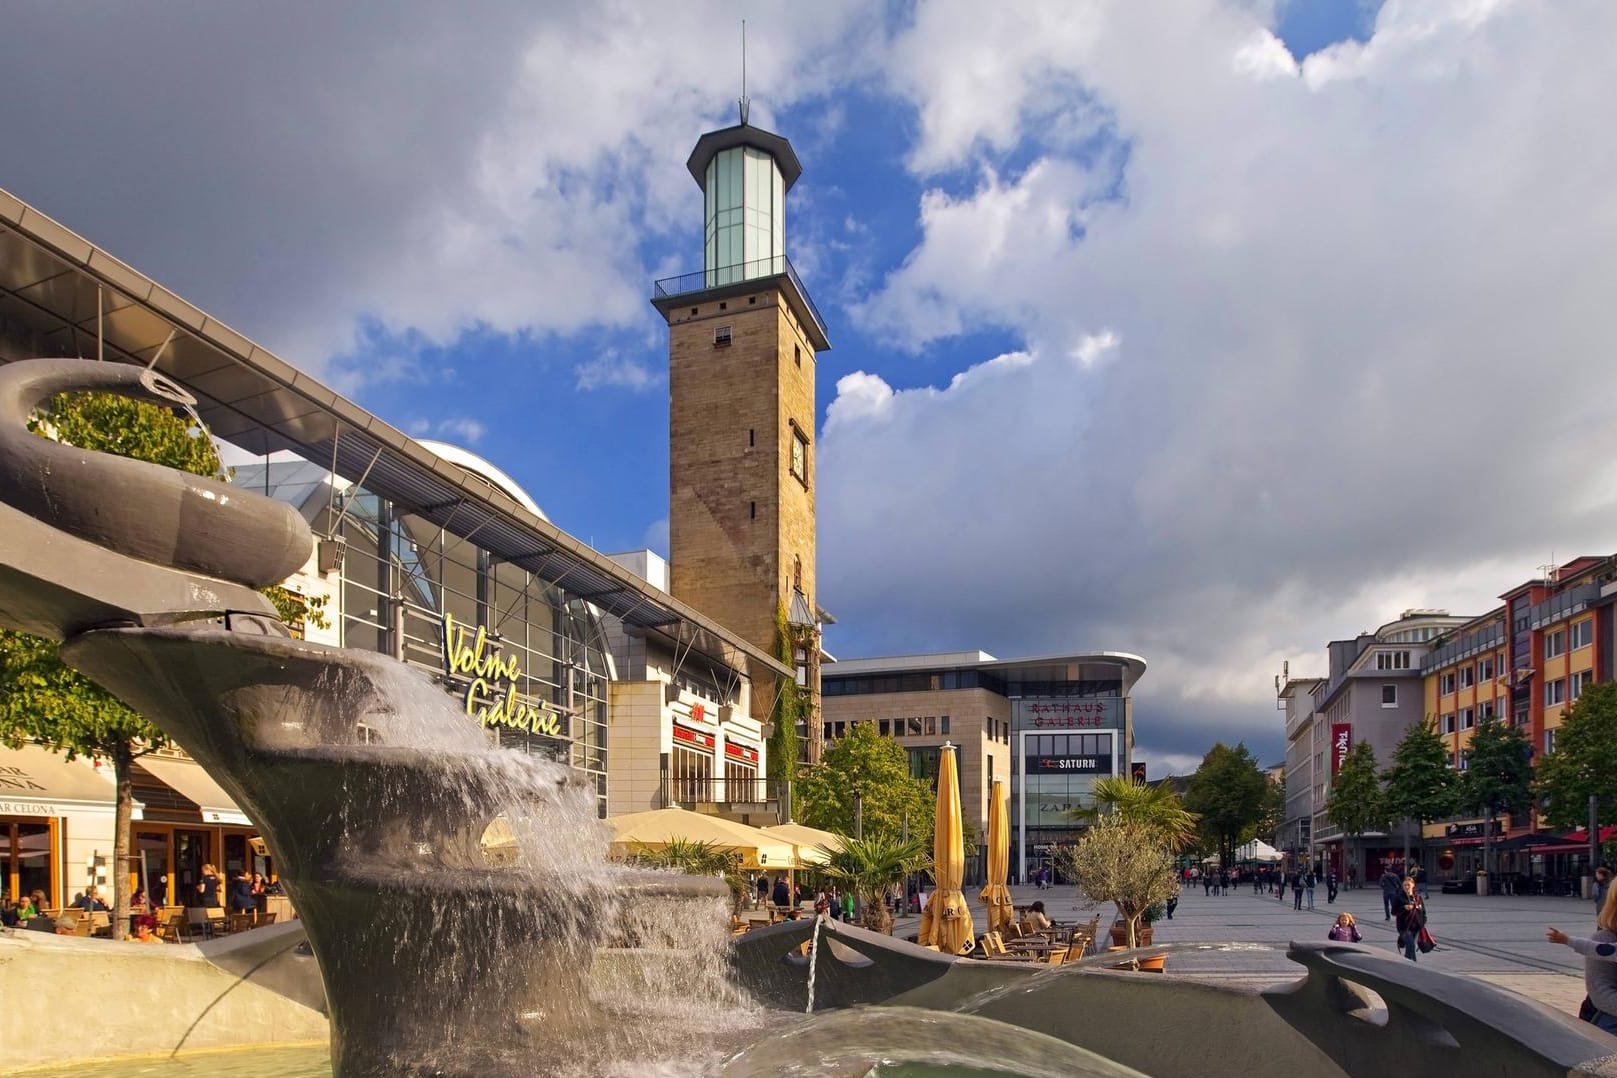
[{"left": 739, "top": 19, "right": 750, "bottom": 126}]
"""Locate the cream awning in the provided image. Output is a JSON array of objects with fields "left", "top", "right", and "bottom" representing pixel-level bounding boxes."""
[
  {"left": 759, "top": 821, "right": 844, "bottom": 865},
  {"left": 606, "top": 807, "right": 799, "bottom": 870},
  {"left": 135, "top": 756, "right": 250, "bottom": 826},
  {"left": 0, "top": 743, "right": 121, "bottom": 816}
]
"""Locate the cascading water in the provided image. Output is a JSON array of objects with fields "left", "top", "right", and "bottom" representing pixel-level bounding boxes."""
[{"left": 804, "top": 913, "right": 825, "bottom": 1014}]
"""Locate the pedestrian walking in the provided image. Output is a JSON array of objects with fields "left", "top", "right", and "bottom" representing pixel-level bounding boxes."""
[
  {"left": 1326, "top": 870, "right": 1339, "bottom": 904},
  {"left": 1292, "top": 871, "right": 1305, "bottom": 911},
  {"left": 1304, "top": 870, "right": 1316, "bottom": 910},
  {"left": 1380, "top": 865, "right": 1401, "bottom": 921},
  {"left": 1392, "top": 877, "right": 1427, "bottom": 962},
  {"left": 1595, "top": 866, "right": 1611, "bottom": 912}
]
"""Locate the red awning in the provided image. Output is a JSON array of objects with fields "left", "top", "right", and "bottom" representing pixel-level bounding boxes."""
[{"left": 1560, "top": 824, "right": 1617, "bottom": 844}]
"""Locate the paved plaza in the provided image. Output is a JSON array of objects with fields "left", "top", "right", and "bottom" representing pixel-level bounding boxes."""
[{"left": 890, "top": 880, "right": 1601, "bottom": 1016}]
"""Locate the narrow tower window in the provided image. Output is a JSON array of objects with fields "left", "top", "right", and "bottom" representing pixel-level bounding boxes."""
[{"left": 749, "top": 501, "right": 756, "bottom": 519}]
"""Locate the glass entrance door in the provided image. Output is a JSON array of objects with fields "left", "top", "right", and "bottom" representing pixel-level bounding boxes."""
[{"left": 173, "top": 829, "right": 211, "bottom": 906}]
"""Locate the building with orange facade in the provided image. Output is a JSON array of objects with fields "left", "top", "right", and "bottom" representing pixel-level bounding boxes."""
[{"left": 1418, "top": 556, "right": 1615, "bottom": 883}]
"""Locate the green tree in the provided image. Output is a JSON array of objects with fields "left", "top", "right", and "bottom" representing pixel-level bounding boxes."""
[
  {"left": 795, "top": 723, "right": 933, "bottom": 843},
  {"left": 1382, "top": 718, "right": 1458, "bottom": 862},
  {"left": 1056, "top": 817, "right": 1177, "bottom": 953},
  {"left": 767, "top": 603, "right": 803, "bottom": 789},
  {"left": 0, "top": 391, "right": 228, "bottom": 939},
  {"left": 1069, "top": 775, "right": 1198, "bottom": 852},
  {"left": 819, "top": 833, "right": 929, "bottom": 934},
  {"left": 1535, "top": 682, "right": 1617, "bottom": 832},
  {"left": 1257, "top": 773, "right": 1286, "bottom": 846},
  {"left": 1183, "top": 742, "right": 1269, "bottom": 867},
  {"left": 1461, "top": 716, "right": 1534, "bottom": 878},
  {"left": 1327, "top": 740, "right": 1386, "bottom": 884}
]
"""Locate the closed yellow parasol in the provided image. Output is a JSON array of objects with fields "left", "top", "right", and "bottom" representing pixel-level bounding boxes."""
[
  {"left": 919, "top": 743, "right": 975, "bottom": 955},
  {"left": 980, "top": 778, "right": 1014, "bottom": 935}
]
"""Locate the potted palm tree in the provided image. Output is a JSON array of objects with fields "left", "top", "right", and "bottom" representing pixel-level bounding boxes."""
[
  {"left": 819, "top": 834, "right": 930, "bottom": 934},
  {"left": 1059, "top": 776, "right": 1195, "bottom": 963}
]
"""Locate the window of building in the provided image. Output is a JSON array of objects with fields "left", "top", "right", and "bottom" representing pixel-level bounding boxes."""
[
  {"left": 1460, "top": 707, "right": 1474, "bottom": 730},
  {"left": 925, "top": 716, "right": 936, "bottom": 736},
  {"left": 1478, "top": 700, "right": 1496, "bottom": 721},
  {"left": 1571, "top": 619, "right": 1593, "bottom": 650},
  {"left": 1545, "top": 678, "right": 1566, "bottom": 707},
  {"left": 671, "top": 744, "right": 713, "bottom": 803},
  {"left": 1440, "top": 672, "right": 1456, "bottom": 695},
  {"left": 1478, "top": 657, "right": 1494, "bottom": 682},
  {"left": 1545, "top": 728, "right": 1558, "bottom": 754},
  {"left": 1381, "top": 684, "right": 1397, "bottom": 707},
  {"left": 908, "top": 717, "right": 923, "bottom": 736},
  {"left": 1570, "top": 669, "right": 1594, "bottom": 701},
  {"left": 1440, "top": 713, "right": 1455, "bottom": 734},
  {"left": 1376, "top": 650, "right": 1410, "bottom": 670},
  {"left": 1545, "top": 629, "right": 1566, "bottom": 659},
  {"left": 940, "top": 715, "right": 950, "bottom": 735},
  {"left": 1458, "top": 666, "right": 1473, "bottom": 689},
  {"left": 878, "top": 719, "right": 890, "bottom": 737},
  {"left": 790, "top": 428, "right": 808, "bottom": 485}
]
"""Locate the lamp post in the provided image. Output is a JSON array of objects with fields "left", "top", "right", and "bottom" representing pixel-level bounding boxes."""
[{"left": 853, "top": 786, "right": 864, "bottom": 841}]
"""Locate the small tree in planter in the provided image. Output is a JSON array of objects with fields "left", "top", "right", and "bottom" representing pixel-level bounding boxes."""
[
  {"left": 820, "top": 833, "right": 930, "bottom": 934},
  {"left": 1057, "top": 816, "right": 1178, "bottom": 953}
]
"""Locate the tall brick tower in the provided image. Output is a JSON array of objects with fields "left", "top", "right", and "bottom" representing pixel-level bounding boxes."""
[{"left": 652, "top": 113, "right": 831, "bottom": 757}]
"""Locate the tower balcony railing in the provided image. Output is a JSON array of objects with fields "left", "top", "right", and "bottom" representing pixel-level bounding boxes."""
[{"left": 652, "top": 255, "right": 825, "bottom": 336}]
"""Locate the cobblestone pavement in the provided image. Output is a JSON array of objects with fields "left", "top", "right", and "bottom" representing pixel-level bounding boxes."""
[{"left": 886, "top": 880, "right": 1600, "bottom": 1016}]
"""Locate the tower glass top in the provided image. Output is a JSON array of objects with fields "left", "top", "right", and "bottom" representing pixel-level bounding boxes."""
[{"left": 704, "top": 146, "right": 784, "bottom": 286}]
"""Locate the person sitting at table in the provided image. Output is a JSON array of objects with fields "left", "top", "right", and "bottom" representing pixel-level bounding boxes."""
[
  {"left": 72, "top": 885, "right": 109, "bottom": 912},
  {"left": 0, "top": 897, "right": 18, "bottom": 927},
  {"left": 1024, "top": 901, "right": 1052, "bottom": 934},
  {"left": 130, "top": 915, "right": 163, "bottom": 945}
]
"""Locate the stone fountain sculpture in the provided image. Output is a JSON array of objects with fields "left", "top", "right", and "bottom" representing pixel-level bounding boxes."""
[
  {"left": 0, "top": 358, "right": 727, "bottom": 1077},
  {"left": 4, "top": 357, "right": 1617, "bottom": 1078}
]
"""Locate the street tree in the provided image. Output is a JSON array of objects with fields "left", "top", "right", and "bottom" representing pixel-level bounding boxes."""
[
  {"left": 820, "top": 833, "right": 930, "bottom": 934},
  {"left": 0, "top": 390, "right": 321, "bottom": 939},
  {"left": 1183, "top": 742, "right": 1269, "bottom": 867},
  {"left": 0, "top": 391, "right": 222, "bottom": 939},
  {"left": 795, "top": 722, "right": 933, "bottom": 843},
  {"left": 1535, "top": 681, "right": 1617, "bottom": 831},
  {"left": 1460, "top": 716, "right": 1534, "bottom": 879},
  {"left": 1327, "top": 740, "right": 1386, "bottom": 883},
  {"left": 1257, "top": 772, "right": 1286, "bottom": 846},
  {"left": 1382, "top": 718, "right": 1459, "bottom": 862}
]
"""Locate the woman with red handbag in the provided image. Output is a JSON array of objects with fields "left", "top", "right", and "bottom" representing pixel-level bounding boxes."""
[{"left": 1392, "top": 876, "right": 1426, "bottom": 962}]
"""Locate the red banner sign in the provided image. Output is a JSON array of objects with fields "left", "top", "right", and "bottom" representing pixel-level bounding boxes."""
[
  {"left": 723, "top": 741, "right": 758, "bottom": 764},
  {"left": 672, "top": 725, "right": 714, "bottom": 750},
  {"left": 1330, "top": 723, "right": 1352, "bottom": 777}
]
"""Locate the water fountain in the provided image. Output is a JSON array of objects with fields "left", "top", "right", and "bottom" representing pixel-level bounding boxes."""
[{"left": 4, "top": 357, "right": 1616, "bottom": 1078}]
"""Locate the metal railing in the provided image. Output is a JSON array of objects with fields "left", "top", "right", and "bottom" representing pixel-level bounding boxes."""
[
  {"left": 1421, "top": 622, "right": 1506, "bottom": 674},
  {"left": 663, "top": 775, "right": 782, "bottom": 807},
  {"left": 1528, "top": 582, "right": 1600, "bottom": 630},
  {"left": 652, "top": 255, "right": 826, "bottom": 337}
]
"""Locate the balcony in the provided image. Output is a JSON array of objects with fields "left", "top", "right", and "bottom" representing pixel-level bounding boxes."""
[
  {"left": 1528, "top": 582, "right": 1601, "bottom": 630},
  {"left": 1421, "top": 622, "right": 1506, "bottom": 674},
  {"left": 663, "top": 775, "right": 783, "bottom": 813},
  {"left": 651, "top": 255, "right": 829, "bottom": 349}
]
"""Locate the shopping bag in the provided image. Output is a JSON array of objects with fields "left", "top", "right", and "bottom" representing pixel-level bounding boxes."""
[{"left": 1416, "top": 926, "right": 1436, "bottom": 953}]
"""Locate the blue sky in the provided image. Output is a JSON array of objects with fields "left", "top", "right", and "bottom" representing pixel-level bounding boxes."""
[{"left": 6, "top": 0, "right": 1617, "bottom": 774}]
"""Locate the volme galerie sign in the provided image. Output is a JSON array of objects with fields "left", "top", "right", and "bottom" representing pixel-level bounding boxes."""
[
  {"left": 441, "top": 613, "right": 564, "bottom": 737},
  {"left": 1330, "top": 723, "right": 1352, "bottom": 777},
  {"left": 1028, "top": 755, "right": 1113, "bottom": 775}
]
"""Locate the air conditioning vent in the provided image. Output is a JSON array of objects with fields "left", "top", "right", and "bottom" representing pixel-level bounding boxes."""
[{"left": 713, "top": 325, "right": 732, "bottom": 347}]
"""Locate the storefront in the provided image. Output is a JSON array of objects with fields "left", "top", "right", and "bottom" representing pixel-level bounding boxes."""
[
  {"left": 0, "top": 744, "right": 121, "bottom": 908},
  {"left": 1013, "top": 696, "right": 1127, "bottom": 882}
]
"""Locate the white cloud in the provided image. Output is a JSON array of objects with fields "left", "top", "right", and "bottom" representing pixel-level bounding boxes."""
[
  {"left": 405, "top": 416, "right": 488, "bottom": 445},
  {"left": 575, "top": 352, "right": 661, "bottom": 393},
  {"left": 821, "top": 0, "right": 1617, "bottom": 762}
]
